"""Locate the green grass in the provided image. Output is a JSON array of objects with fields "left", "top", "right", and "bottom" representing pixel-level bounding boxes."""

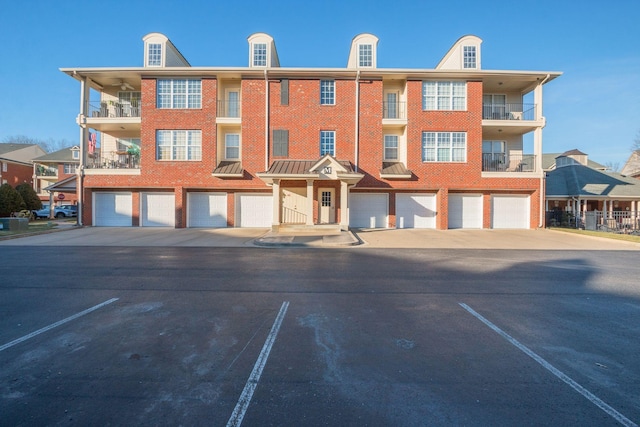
[
  {"left": 0, "top": 220, "right": 58, "bottom": 237},
  {"left": 549, "top": 227, "right": 640, "bottom": 243}
]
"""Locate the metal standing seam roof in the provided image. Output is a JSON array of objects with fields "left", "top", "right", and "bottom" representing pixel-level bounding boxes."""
[
  {"left": 381, "top": 162, "right": 411, "bottom": 176},
  {"left": 212, "top": 161, "right": 243, "bottom": 175},
  {"left": 263, "top": 159, "right": 355, "bottom": 175}
]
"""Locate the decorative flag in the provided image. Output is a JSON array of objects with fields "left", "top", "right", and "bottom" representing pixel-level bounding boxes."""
[{"left": 89, "top": 132, "right": 96, "bottom": 155}]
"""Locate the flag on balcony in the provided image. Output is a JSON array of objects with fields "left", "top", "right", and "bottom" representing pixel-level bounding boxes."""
[{"left": 89, "top": 132, "right": 96, "bottom": 155}]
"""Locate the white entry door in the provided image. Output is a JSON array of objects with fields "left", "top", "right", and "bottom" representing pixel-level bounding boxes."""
[{"left": 318, "top": 188, "right": 336, "bottom": 224}]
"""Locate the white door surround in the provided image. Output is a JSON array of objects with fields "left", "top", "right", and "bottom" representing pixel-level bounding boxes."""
[{"left": 318, "top": 187, "right": 336, "bottom": 224}]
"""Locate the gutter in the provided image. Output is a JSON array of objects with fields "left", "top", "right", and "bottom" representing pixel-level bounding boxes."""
[
  {"left": 265, "top": 69, "right": 269, "bottom": 171},
  {"left": 355, "top": 70, "right": 360, "bottom": 172},
  {"left": 538, "top": 73, "right": 551, "bottom": 228}
]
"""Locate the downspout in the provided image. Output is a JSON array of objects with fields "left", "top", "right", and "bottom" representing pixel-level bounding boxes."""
[
  {"left": 354, "top": 70, "right": 360, "bottom": 172},
  {"left": 77, "top": 76, "right": 88, "bottom": 227},
  {"left": 538, "top": 73, "right": 551, "bottom": 228},
  {"left": 264, "top": 69, "right": 269, "bottom": 171}
]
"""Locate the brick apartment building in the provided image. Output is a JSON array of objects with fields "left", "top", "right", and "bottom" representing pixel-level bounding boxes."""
[{"left": 61, "top": 32, "right": 560, "bottom": 230}]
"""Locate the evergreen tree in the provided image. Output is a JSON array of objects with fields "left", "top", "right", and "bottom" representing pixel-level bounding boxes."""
[
  {"left": 16, "top": 183, "right": 42, "bottom": 211},
  {"left": 0, "top": 184, "right": 25, "bottom": 217}
]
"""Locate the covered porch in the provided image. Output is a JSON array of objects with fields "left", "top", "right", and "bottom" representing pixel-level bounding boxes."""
[{"left": 257, "top": 155, "right": 363, "bottom": 231}]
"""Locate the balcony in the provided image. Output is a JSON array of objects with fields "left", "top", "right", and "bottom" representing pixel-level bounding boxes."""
[
  {"left": 36, "top": 166, "right": 57, "bottom": 177},
  {"left": 382, "top": 101, "right": 407, "bottom": 127},
  {"left": 85, "top": 142, "right": 140, "bottom": 171},
  {"left": 482, "top": 153, "right": 536, "bottom": 173},
  {"left": 217, "top": 99, "right": 241, "bottom": 124},
  {"left": 88, "top": 101, "right": 140, "bottom": 118},
  {"left": 483, "top": 103, "right": 535, "bottom": 121}
]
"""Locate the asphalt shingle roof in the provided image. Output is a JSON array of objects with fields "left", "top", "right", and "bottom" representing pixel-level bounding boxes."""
[{"left": 546, "top": 164, "right": 640, "bottom": 198}]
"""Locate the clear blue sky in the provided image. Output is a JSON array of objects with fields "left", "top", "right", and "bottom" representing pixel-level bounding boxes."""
[{"left": 1, "top": 0, "right": 638, "bottom": 168}]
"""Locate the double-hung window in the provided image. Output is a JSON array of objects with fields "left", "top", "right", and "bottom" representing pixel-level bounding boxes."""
[
  {"left": 64, "top": 163, "right": 78, "bottom": 174},
  {"left": 320, "top": 80, "right": 335, "bottom": 105},
  {"left": 157, "top": 79, "right": 201, "bottom": 109},
  {"left": 384, "top": 135, "right": 398, "bottom": 160},
  {"left": 225, "top": 134, "right": 240, "bottom": 160},
  {"left": 148, "top": 43, "right": 162, "bottom": 67},
  {"left": 422, "top": 81, "right": 466, "bottom": 110},
  {"left": 320, "top": 131, "right": 335, "bottom": 156},
  {"left": 422, "top": 132, "right": 466, "bottom": 162},
  {"left": 156, "top": 130, "right": 202, "bottom": 161},
  {"left": 253, "top": 43, "right": 267, "bottom": 67},
  {"left": 359, "top": 44, "right": 373, "bottom": 67},
  {"left": 463, "top": 46, "right": 477, "bottom": 69}
]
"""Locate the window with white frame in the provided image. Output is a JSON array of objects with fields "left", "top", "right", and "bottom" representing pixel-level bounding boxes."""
[
  {"left": 1, "top": 162, "right": 6, "bottom": 172},
  {"left": 359, "top": 44, "right": 373, "bottom": 67},
  {"left": 463, "top": 46, "right": 477, "bottom": 69},
  {"left": 384, "top": 135, "right": 398, "bottom": 160},
  {"left": 63, "top": 163, "right": 78, "bottom": 174},
  {"left": 156, "top": 130, "right": 202, "bottom": 161},
  {"left": 157, "top": 79, "right": 201, "bottom": 109},
  {"left": 320, "top": 131, "right": 335, "bottom": 156},
  {"left": 225, "top": 134, "right": 240, "bottom": 160},
  {"left": 253, "top": 43, "right": 267, "bottom": 67},
  {"left": 422, "top": 132, "right": 466, "bottom": 162},
  {"left": 148, "top": 43, "right": 162, "bottom": 66},
  {"left": 320, "top": 80, "right": 335, "bottom": 105},
  {"left": 422, "top": 81, "right": 466, "bottom": 111}
]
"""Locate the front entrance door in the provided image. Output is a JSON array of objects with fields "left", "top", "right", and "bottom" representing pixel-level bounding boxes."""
[{"left": 318, "top": 188, "right": 335, "bottom": 224}]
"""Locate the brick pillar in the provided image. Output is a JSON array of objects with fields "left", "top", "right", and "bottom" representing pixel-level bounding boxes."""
[{"left": 437, "top": 188, "right": 448, "bottom": 230}]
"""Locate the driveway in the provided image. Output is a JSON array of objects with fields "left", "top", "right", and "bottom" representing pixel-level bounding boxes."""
[{"left": 1, "top": 226, "right": 639, "bottom": 250}]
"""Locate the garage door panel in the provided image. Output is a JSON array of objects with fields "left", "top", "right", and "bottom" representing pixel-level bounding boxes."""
[
  {"left": 396, "top": 194, "right": 436, "bottom": 229},
  {"left": 142, "top": 193, "right": 175, "bottom": 227},
  {"left": 449, "top": 194, "right": 483, "bottom": 229},
  {"left": 237, "top": 194, "right": 273, "bottom": 227},
  {"left": 350, "top": 193, "right": 388, "bottom": 228},
  {"left": 188, "top": 193, "right": 227, "bottom": 228},
  {"left": 94, "top": 192, "right": 132, "bottom": 227},
  {"left": 492, "top": 195, "right": 530, "bottom": 229}
]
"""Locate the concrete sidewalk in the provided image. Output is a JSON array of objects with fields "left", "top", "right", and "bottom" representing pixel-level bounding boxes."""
[{"left": 1, "top": 225, "right": 639, "bottom": 250}]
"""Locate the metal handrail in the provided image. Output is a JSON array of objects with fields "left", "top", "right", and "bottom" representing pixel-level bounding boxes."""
[
  {"left": 482, "top": 103, "right": 535, "bottom": 120},
  {"left": 88, "top": 101, "right": 141, "bottom": 118},
  {"left": 217, "top": 99, "right": 241, "bottom": 118},
  {"left": 482, "top": 153, "right": 536, "bottom": 172},
  {"left": 383, "top": 101, "right": 406, "bottom": 119}
]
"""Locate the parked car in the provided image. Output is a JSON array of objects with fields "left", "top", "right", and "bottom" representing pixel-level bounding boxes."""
[{"left": 33, "top": 204, "right": 77, "bottom": 219}]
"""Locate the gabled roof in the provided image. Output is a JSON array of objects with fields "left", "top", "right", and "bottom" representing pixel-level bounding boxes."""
[
  {"left": 0, "top": 143, "right": 37, "bottom": 155},
  {"left": 542, "top": 153, "right": 606, "bottom": 171},
  {"left": 0, "top": 143, "right": 46, "bottom": 163},
  {"left": 546, "top": 164, "right": 640, "bottom": 198},
  {"left": 33, "top": 146, "right": 79, "bottom": 163},
  {"left": 44, "top": 175, "right": 77, "bottom": 193},
  {"left": 257, "top": 156, "right": 363, "bottom": 185},
  {"left": 621, "top": 150, "right": 640, "bottom": 178}
]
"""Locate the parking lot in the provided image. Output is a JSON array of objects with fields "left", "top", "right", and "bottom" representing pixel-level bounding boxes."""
[{"left": 1, "top": 229, "right": 639, "bottom": 425}]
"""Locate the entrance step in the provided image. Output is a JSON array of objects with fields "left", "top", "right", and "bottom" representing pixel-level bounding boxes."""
[{"left": 275, "top": 224, "right": 342, "bottom": 234}]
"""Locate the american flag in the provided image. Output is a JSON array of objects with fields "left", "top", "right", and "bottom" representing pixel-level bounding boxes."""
[{"left": 89, "top": 132, "right": 96, "bottom": 154}]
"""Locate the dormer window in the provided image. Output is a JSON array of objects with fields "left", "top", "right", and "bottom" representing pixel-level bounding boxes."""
[
  {"left": 253, "top": 43, "right": 267, "bottom": 67},
  {"left": 148, "top": 43, "right": 162, "bottom": 67},
  {"left": 463, "top": 46, "right": 476, "bottom": 69},
  {"left": 359, "top": 44, "right": 373, "bottom": 67}
]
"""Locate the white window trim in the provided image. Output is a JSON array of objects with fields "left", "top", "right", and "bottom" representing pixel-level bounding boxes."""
[
  {"left": 422, "top": 81, "right": 467, "bottom": 111},
  {"left": 157, "top": 79, "right": 202, "bottom": 109},
  {"left": 422, "top": 132, "right": 467, "bottom": 163},
  {"left": 320, "top": 130, "right": 336, "bottom": 156},
  {"left": 463, "top": 45, "right": 477, "bottom": 69},
  {"left": 253, "top": 43, "right": 267, "bottom": 67},
  {"left": 225, "top": 133, "right": 241, "bottom": 160},
  {"left": 358, "top": 44, "right": 373, "bottom": 68},
  {"left": 383, "top": 135, "right": 399, "bottom": 161},
  {"left": 156, "top": 130, "right": 202, "bottom": 161},
  {"left": 320, "top": 80, "right": 335, "bottom": 105},
  {"left": 147, "top": 43, "right": 162, "bottom": 67}
]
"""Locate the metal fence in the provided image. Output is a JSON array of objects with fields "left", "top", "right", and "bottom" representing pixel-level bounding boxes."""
[{"left": 547, "top": 210, "right": 640, "bottom": 234}]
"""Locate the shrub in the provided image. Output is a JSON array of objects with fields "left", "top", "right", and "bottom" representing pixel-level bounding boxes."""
[
  {"left": 16, "top": 183, "right": 42, "bottom": 211},
  {"left": 0, "top": 183, "right": 25, "bottom": 217}
]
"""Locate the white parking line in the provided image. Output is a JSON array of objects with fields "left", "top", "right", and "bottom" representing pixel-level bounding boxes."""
[
  {"left": 227, "top": 301, "right": 290, "bottom": 427},
  {"left": 0, "top": 298, "right": 119, "bottom": 353},
  {"left": 459, "top": 302, "right": 637, "bottom": 427}
]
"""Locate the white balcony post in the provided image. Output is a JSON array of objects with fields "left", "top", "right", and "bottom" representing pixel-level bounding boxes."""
[
  {"left": 271, "top": 180, "right": 280, "bottom": 229},
  {"left": 306, "top": 179, "right": 314, "bottom": 226}
]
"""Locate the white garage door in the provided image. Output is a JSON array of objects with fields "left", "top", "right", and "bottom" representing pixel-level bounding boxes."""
[
  {"left": 396, "top": 193, "right": 437, "bottom": 229},
  {"left": 492, "top": 195, "right": 530, "bottom": 229},
  {"left": 187, "top": 192, "right": 227, "bottom": 228},
  {"left": 236, "top": 194, "right": 273, "bottom": 227},
  {"left": 93, "top": 192, "right": 132, "bottom": 226},
  {"left": 349, "top": 193, "right": 388, "bottom": 228},
  {"left": 141, "top": 193, "right": 175, "bottom": 227},
  {"left": 448, "top": 194, "right": 483, "bottom": 229}
]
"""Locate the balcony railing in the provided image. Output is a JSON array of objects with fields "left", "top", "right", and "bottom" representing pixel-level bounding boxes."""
[
  {"left": 383, "top": 101, "right": 406, "bottom": 119},
  {"left": 482, "top": 153, "right": 536, "bottom": 172},
  {"left": 85, "top": 150, "right": 140, "bottom": 169},
  {"left": 35, "top": 166, "right": 57, "bottom": 177},
  {"left": 88, "top": 101, "right": 141, "bottom": 118},
  {"left": 217, "top": 99, "right": 241, "bottom": 118},
  {"left": 482, "top": 103, "right": 535, "bottom": 120}
]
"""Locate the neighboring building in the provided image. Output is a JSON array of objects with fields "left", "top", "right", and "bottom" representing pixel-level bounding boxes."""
[
  {"left": 621, "top": 150, "right": 640, "bottom": 179},
  {"left": 545, "top": 150, "right": 640, "bottom": 230},
  {"left": 542, "top": 149, "right": 606, "bottom": 172},
  {"left": 32, "top": 146, "right": 80, "bottom": 206},
  {"left": 0, "top": 143, "right": 46, "bottom": 187},
  {"left": 61, "top": 32, "right": 561, "bottom": 229}
]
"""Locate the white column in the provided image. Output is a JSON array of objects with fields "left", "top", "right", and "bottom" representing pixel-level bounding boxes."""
[
  {"left": 306, "top": 180, "right": 314, "bottom": 225},
  {"left": 340, "top": 181, "right": 349, "bottom": 230},
  {"left": 271, "top": 180, "right": 280, "bottom": 229}
]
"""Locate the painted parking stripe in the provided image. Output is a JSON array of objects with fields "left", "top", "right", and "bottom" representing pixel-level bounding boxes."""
[
  {"left": 227, "top": 301, "right": 290, "bottom": 427},
  {"left": 459, "top": 303, "right": 637, "bottom": 427},
  {"left": 0, "top": 298, "right": 119, "bottom": 353}
]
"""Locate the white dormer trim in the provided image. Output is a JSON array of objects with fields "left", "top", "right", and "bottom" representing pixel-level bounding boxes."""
[
  {"left": 142, "top": 32, "right": 190, "bottom": 67},
  {"left": 247, "top": 33, "right": 280, "bottom": 68},
  {"left": 436, "top": 35, "right": 482, "bottom": 70},
  {"left": 347, "top": 33, "right": 379, "bottom": 68}
]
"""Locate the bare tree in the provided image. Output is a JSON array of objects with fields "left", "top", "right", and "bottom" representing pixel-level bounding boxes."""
[
  {"left": 605, "top": 161, "right": 621, "bottom": 172},
  {"left": 1, "top": 135, "right": 73, "bottom": 153},
  {"left": 632, "top": 129, "right": 640, "bottom": 152}
]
